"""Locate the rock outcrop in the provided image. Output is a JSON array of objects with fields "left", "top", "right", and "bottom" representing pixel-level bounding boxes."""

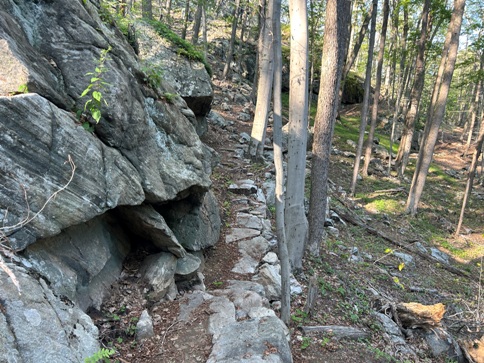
[{"left": 0, "top": 0, "right": 219, "bottom": 360}]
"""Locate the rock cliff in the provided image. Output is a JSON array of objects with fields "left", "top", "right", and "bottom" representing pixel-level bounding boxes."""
[{"left": 0, "top": 0, "right": 219, "bottom": 361}]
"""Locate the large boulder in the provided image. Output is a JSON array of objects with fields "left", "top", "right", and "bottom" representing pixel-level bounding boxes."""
[
  {"left": 0, "top": 94, "right": 144, "bottom": 250},
  {"left": 24, "top": 212, "right": 131, "bottom": 311},
  {"left": 135, "top": 21, "right": 213, "bottom": 135},
  {"left": 0, "top": 264, "right": 100, "bottom": 363}
]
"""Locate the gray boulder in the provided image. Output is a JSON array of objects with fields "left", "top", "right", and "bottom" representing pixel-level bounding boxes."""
[
  {"left": 0, "top": 94, "right": 144, "bottom": 250},
  {"left": 135, "top": 21, "right": 213, "bottom": 135},
  {"left": 0, "top": 264, "right": 99, "bottom": 363},
  {"left": 163, "top": 190, "right": 221, "bottom": 252},
  {"left": 140, "top": 252, "right": 178, "bottom": 302},
  {"left": 24, "top": 213, "right": 131, "bottom": 311}
]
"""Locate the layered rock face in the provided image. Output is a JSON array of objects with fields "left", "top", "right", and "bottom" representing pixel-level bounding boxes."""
[{"left": 0, "top": 0, "right": 219, "bottom": 361}]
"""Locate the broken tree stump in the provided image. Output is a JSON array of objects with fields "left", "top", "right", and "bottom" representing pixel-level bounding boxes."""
[{"left": 397, "top": 302, "right": 446, "bottom": 329}]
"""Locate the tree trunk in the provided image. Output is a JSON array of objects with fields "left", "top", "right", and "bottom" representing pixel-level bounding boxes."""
[
  {"left": 394, "top": 0, "right": 430, "bottom": 178},
  {"left": 222, "top": 0, "right": 241, "bottom": 79},
  {"left": 249, "top": 1, "right": 264, "bottom": 103},
  {"left": 349, "top": 0, "right": 378, "bottom": 195},
  {"left": 464, "top": 53, "right": 484, "bottom": 156},
  {"left": 406, "top": 0, "right": 466, "bottom": 215},
  {"left": 192, "top": 0, "right": 203, "bottom": 44},
  {"left": 361, "top": 0, "right": 390, "bottom": 177},
  {"left": 142, "top": 0, "right": 152, "bottom": 19},
  {"left": 308, "top": 0, "right": 351, "bottom": 256},
  {"left": 285, "top": 0, "right": 309, "bottom": 270},
  {"left": 342, "top": 3, "right": 373, "bottom": 83},
  {"left": 248, "top": 0, "right": 274, "bottom": 159},
  {"left": 272, "top": 0, "right": 290, "bottom": 325},
  {"left": 181, "top": 0, "right": 190, "bottom": 40},
  {"left": 456, "top": 115, "right": 484, "bottom": 235}
]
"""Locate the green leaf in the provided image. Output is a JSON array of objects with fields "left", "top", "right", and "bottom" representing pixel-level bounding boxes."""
[
  {"left": 95, "top": 67, "right": 102, "bottom": 73},
  {"left": 92, "top": 109, "right": 101, "bottom": 123},
  {"left": 384, "top": 248, "right": 393, "bottom": 254},
  {"left": 398, "top": 262, "right": 405, "bottom": 271},
  {"left": 90, "top": 77, "right": 100, "bottom": 83},
  {"left": 80, "top": 87, "right": 91, "bottom": 98},
  {"left": 92, "top": 91, "right": 102, "bottom": 102}
]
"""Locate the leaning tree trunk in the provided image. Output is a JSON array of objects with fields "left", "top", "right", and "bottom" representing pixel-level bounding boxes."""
[
  {"left": 464, "top": 53, "right": 484, "bottom": 156},
  {"left": 361, "top": 0, "right": 390, "bottom": 177},
  {"left": 406, "top": 0, "right": 466, "bottom": 215},
  {"left": 349, "top": 0, "right": 377, "bottom": 196},
  {"left": 222, "top": 0, "right": 241, "bottom": 79},
  {"left": 247, "top": 0, "right": 274, "bottom": 160},
  {"left": 272, "top": 0, "right": 290, "bottom": 325},
  {"left": 285, "top": 0, "right": 309, "bottom": 270},
  {"left": 308, "top": 0, "right": 351, "bottom": 256},
  {"left": 456, "top": 115, "right": 484, "bottom": 236},
  {"left": 394, "top": 0, "right": 430, "bottom": 178}
]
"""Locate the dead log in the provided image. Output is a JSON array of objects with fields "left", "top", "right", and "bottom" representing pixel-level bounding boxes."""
[
  {"left": 396, "top": 302, "right": 445, "bottom": 329},
  {"left": 300, "top": 325, "right": 370, "bottom": 340},
  {"left": 460, "top": 335, "right": 484, "bottom": 363},
  {"left": 336, "top": 208, "right": 473, "bottom": 282}
]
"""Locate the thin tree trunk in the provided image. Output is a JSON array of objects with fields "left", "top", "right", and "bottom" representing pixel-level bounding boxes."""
[
  {"left": 308, "top": 0, "right": 351, "bottom": 256},
  {"left": 406, "top": 0, "right": 466, "bottom": 215},
  {"left": 192, "top": 0, "right": 203, "bottom": 44},
  {"left": 222, "top": 0, "right": 241, "bottom": 79},
  {"left": 285, "top": 0, "right": 309, "bottom": 270},
  {"left": 248, "top": 0, "right": 274, "bottom": 159},
  {"left": 272, "top": 0, "right": 290, "bottom": 325},
  {"left": 181, "top": 0, "right": 190, "bottom": 40},
  {"left": 250, "top": 1, "right": 264, "bottom": 103},
  {"left": 464, "top": 53, "right": 484, "bottom": 155},
  {"left": 142, "top": 0, "right": 152, "bottom": 19},
  {"left": 456, "top": 115, "right": 484, "bottom": 235},
  {"left": 349, "top": 0, "right": 378, "bottom": 195},
  {"left": 342, "top": 3, "right": 373, "bottom": 82},
  {"left": 361, "top": 0, "right": 390, "bottom": 177},
  {"left": 394, "top": 0, "right": 430, "bottom": 178}
]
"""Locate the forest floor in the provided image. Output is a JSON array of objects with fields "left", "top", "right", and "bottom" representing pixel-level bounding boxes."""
[{"left": 94, "top": 69, "right": 484, "bottom": 362}]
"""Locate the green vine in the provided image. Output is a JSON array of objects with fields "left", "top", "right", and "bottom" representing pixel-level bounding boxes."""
[
  {"left": 80, "top": 46, "right": 112, "bottom": 126},
  {"left": 84, "top": 348, "right": 115, "bottom": 363}
]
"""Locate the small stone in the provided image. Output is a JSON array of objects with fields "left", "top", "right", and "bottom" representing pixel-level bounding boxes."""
[
  {"left": 136, "top": 310, "right": 154, "bottom": 341},
  {"left": 430, "top": 248, "right": 450, "bottom": 264},
  {"left": 262, "top": 252, "right": 279, "bottom": 265}
]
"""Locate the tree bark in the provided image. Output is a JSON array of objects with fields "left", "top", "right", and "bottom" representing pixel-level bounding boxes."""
[
  {"left": 181, "top": 0, "right": 190, "bottom": 40},
  {"left": 222, "top": 0, "right": 241, "bottom": 79},
  {"left": 272, "top": 0, "right": 290, "bottom": 325},
  {"left": 248, "top": 0, "right": 274, "bottom": 160},
  {"left": 308, "top": 0, "right": 350, "bottom": 256},
  {"left": 394, "top": 0, "right": 430, "bottom": 178},
  {"left": 406, "top": 0, "right": 466, "bottom": 215},
  {"left": 349, "top": 0, "right": 377, "bottom": 196},
  {"left": 192, "top": 0, "right": 203, "bottom": 44},
  {"left": 142, "top": 0, "right": 152, "bottom": 19},
  {"left": 285, "top": 0, "right": 309, "bottom": 270},
  {"left": 456, "top": 115, "right": 484, "bottom": 235},
  {"left": 361, "top": 0, "right": 390, "bottom": 177}
]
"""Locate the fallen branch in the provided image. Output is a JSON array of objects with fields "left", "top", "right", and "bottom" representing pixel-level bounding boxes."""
[
  {"left": 300, "top": 325, "right": 370, "bottom": 340},
  {"left": 337, "top": 209, "right": 474, "bottom": 282}
]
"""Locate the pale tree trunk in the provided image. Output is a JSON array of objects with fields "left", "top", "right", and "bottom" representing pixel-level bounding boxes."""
[
  {"left": 394, "top": 0, "right": 430, "bottom": 178},
  {"left": 201, "top": 4, "right": 207, "bottom": 56},
  {"left": 307, "top": 0, "right": 351, "bottom": 256},
  {"left": 272, "top": 0, "right": 290, "bottom": 325},
  {"left": 456, "top": 115, "right": 484, "bottom": 235},
  {"left": 285, "top": 0, "right": 309, "bottom": 270},
  {"left": 349, "top": 0, "right": 377, "bottom": 196},
  {"left": 164, "top": 0, "right": 172, "bottom": 22},
  {"left": 361, "top": 0, "right": 390, "bottom": 177},
  {"left": 248, "top": 0, "right": 274, "bottom": 159},
  {"left": 222, "top": 0, "right": 241, "bottom": 79},
  {"left": 406, "top": 0, "right": 466, "bottom": 215}
]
